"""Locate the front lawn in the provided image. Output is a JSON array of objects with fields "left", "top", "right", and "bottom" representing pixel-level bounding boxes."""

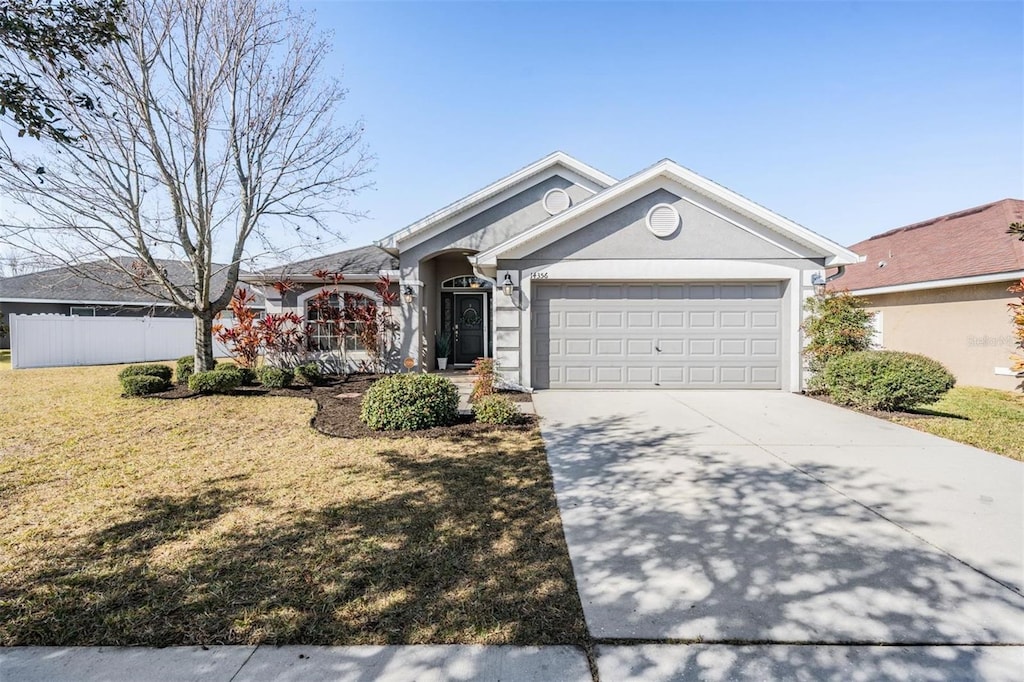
[
  {"left": 891, "top": 386, "right": 1024, "bottom": 461},
  {"left": 0, "top": 363, "right": 585, "bottom": 646},
  {"left": 0, "top": 349, "right": 9, "bottom": 370}
]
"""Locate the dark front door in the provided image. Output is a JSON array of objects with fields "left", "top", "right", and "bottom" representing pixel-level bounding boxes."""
[{"left": 454, "top": 292, "right": 486, "bottom": 365}]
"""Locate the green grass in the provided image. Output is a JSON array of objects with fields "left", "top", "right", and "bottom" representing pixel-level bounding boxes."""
[
  {"left": 0, "top": 349, "right": 10, "bottom": 371},
  {"left": 892, "top": 386, "right": 1024, "bottom": 461},
  {"left": 0, "top": 363, "right": 585, "bottom": 646}
]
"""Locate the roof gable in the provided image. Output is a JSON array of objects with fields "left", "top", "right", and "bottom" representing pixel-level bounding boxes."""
[
  {"left": 834, "top": 199, "right": 1024, "bottom": 292},
  {"left": 475, "top": 159, "right": 862, "bottom": 267},
  {"left": 375, "top": 151, "right": 615, "bottom": 251}
]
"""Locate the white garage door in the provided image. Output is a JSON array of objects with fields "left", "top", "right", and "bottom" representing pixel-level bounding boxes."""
[{"left": 531, "top": 282, "right": 784, "bottom": 389}]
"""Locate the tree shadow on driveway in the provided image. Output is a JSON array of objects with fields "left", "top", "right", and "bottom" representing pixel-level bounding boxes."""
[{"left": 538, "top": 414, "right": 1024, "bottom": 678}]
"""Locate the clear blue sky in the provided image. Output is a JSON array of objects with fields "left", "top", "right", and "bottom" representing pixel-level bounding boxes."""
[{"left": 304, "top": 0, "right": 1023, "bottom": 250}]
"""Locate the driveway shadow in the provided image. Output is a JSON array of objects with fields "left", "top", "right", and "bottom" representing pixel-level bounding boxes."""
[{"left": 536, "top": 412, "right": 1024, "bottom": 678}]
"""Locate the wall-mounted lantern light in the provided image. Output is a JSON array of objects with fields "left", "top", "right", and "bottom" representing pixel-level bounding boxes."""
[
  {"left": 502, "top": 273, "right": 515, "bottom": 297},
  {"left": 810, "top": 273, "right": 826, "bottom": 297},
  {"left": 403, "top": 285, "right": 415, "bottom": 304}
]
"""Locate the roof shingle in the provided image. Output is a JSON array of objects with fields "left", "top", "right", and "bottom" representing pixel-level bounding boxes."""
[{"left": 833, "top": 199, "right": 1024, "bottom": 291}]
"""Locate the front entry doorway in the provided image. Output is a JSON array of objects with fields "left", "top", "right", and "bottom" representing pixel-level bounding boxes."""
[{"left": 453, "top": 292, "right": 486, "bottom": 365}]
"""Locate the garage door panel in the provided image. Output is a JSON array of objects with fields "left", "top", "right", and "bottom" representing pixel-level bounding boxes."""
[
  {"left": 564, "top": 338, "right": 592, "bottom": 356},
  {"left": 533, "top": 282, "right": 783, "bottom": 389}
]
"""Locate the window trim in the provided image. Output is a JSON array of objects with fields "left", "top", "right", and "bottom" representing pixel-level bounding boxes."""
[
  {"left": 69, "top": 306, "right": 96, "bottom": 317},
  {"left": 298, "top": 285, "right": 382, "bottom": 354}
]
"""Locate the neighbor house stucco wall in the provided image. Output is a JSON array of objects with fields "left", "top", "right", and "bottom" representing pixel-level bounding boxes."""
[{"left": 864, "top": 281, "right": 1021, "bottom": 390}]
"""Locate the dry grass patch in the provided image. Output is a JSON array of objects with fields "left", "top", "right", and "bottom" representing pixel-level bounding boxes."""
[{"left": 0, "top": 363, "right": 585, "bottom": 646}]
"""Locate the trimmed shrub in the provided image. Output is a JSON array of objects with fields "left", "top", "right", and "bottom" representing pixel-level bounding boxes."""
[
  {"left": 188, "top": 369, "right": 242, "bottom": 394},
  {"left": 213, "top": 364, "right": 244, "bottom": 384},
  {"left": 121, "top": 374, "right": 169, "bottom": 397},
  {"left": 176, "top": 355, "right": 194, "bottom": 385},
  {"left": 295, "top": 362, "right": 322, "bottom": 385},
  {"left": 472, "top": 394, "right": 522, "bottom": 425},
  {"left": 118, "top": 363, "right": 173, "bottom": 383},
  {"left": 257, "top": 366, "right": 294, "bottom": 388},
  {"left": 176, "top": 356, "right": 220, "bottom": 385},
  {"left": 360, "top": 374, "right": 459, "bottom": 431},
  {"left": 822, "top": 350, "right": 956, "bottom": 411}
]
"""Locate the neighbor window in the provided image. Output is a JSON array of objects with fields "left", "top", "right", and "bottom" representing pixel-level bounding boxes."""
[{"left": 69, "top": 307, "right": 96, "bottom": 316}]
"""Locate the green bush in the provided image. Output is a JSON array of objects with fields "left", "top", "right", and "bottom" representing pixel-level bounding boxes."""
[
  {"left": 295, "top": 362, "right": 322, "bottom": 385},
  {"left": 257, "top": 366, "right": 294, "bottom": 388},
  {"left": 176, "top": 356, "right": 220, "bottom": 385},
  {"left": 822, "top": 351, "right": 956, "bottom": 411},
  {"left": 176, "top": 355, "right": 194, "bottom": 384},
  {"left": 472, "top": 394, "right": 522, "bottom": 425},
  {"left": 188, "top": 369, "right": 241, "bottom": 394},
  {"left": 360, "top": 374, "right": 459, "bottom": 431},
  {"left": 118, "top": 363, "right": 173, "bottom": 383},
  {"left": 121, "top": 374, "right": 169, "bottom": 397},
  {"left": 213, "top": 364, "right": 245, "bottom": 384},
  {"left": 803, "top": 291, "right": 876, "bottom": 391}
]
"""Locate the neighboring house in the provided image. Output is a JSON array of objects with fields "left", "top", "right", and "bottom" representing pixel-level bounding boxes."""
[
  {"left": 247, "top": 151, "right": 861, "bottom": 391},
  {"left": 0, "top": 257, "right": 263, "bottom": 350},
  {"left": 828, "top": 198, "right": 1024, "bottom": 390}
]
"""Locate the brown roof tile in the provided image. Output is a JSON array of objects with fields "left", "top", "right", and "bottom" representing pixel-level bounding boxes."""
[{"left": 831, "top": 199, "right": 1024, "bottom": 291}]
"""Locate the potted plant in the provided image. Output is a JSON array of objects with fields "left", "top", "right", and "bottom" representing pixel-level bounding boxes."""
[{"left": 435, "top": 331, "right": 451, "bottom": 370}]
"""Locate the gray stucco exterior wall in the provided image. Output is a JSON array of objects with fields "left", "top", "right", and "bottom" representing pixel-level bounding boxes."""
[{"left": 520, "top": 189, "right": 820, "bottom": 262}]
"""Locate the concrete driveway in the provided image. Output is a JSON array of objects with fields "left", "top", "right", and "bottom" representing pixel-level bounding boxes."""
[{"left": 534, "top": 391, "right": 1024, "bottom": 680}]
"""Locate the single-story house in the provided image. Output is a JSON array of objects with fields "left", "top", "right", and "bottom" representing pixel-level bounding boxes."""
[
  {"left": 247, "top": 152, "right": 862, "bottom": 391},
  {"left": 0, "top": 257, "right": 263, "bottom": 350},
  {"left": 828, "top": 198, "right": 1024, "bottom": 390}
]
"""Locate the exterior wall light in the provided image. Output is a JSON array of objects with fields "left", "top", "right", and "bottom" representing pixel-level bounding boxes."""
[
  {"left": 403, "top": 286, "right": 415, "bottom": 304},
  {"left": 810, "top": 273, "right": 827, "bottom": 297},
  {"left": 502, "top": 273, "right": 515, "bottom": 297}
]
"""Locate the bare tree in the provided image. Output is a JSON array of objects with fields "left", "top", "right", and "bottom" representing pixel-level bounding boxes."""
[{"left": 0, "top": 0, "right": 371, "bottom": 370}]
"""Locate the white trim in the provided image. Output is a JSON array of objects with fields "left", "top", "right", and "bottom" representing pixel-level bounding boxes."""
[
  {"left": 474, "top": 159, "right": 863, "bottom": 267},
  {"left": 848, "top": 270, "right": 1024, "bottom": 296},
  {"left": 295, "top": 284, "right": 384, "bottom": 307},
  {"left": 374, "top": 152, "right": 615, "bottom": 249},
  {"left": 69, "top": 306, "right": 96, "bottom": 317},
  {"left": 994, "top": 367, "right": 1023, "bottom": 377},
  {"left": 517, "top": 259, "right": 804, "bottom": 392}
]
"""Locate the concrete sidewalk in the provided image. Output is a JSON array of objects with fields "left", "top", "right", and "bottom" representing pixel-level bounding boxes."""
[{"left": 0, "top": 645, "right": 592, "bottom": 682}]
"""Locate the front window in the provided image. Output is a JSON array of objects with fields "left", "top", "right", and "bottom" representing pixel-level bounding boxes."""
[{"left": 305, "top": 292, "right": 373, "bottom": 352}]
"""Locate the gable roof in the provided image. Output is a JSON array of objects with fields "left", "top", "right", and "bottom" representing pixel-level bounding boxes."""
[
  {"left": 251, "top": 245, "right": 398, "bottom": 281},
  {"left": 474, "top": 159, "right": 863, "bottom": 267},
  {"left": 833, "top": 199, "right": 1024, "bottom": 293},
  {"left": 374, "top": 151, "right": 616, "bottom": 250},
  {"left": 0, "top": 258, "right": 262, "bottom": 306}
]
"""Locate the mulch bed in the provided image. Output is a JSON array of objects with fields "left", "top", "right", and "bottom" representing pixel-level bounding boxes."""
[{"left": 147, "top": 374, "right": 536, "bottom": 440}]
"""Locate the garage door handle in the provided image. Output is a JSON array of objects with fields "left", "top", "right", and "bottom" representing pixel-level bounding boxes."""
[{"left": 655, "top": 345, "right": 661, "bottom": 352}]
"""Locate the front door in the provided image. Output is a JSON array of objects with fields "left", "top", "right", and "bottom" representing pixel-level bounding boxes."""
[{"left": 453, "top": 292, "right": 486, "bottom": 365}]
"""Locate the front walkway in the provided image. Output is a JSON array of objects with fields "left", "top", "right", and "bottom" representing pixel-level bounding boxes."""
[
  {"left": 534, "top": 390, "right": 1024, "bottom": 680},
  {"left": 0, "top": 645, "right": 591, "bottom": 682}
]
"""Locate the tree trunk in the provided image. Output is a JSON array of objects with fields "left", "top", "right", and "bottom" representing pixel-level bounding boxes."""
[{"left": 194, "top": 314, "right": 215, "bottom": 372}]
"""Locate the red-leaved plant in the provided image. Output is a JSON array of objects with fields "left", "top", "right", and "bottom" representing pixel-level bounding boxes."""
[{"left": 213, "top": 288, "right": 262, "bottom": 368}]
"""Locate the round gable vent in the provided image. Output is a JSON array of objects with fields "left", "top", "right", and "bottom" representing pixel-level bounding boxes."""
[
  {"left": 646, "top": 203, "right": 681, "bottom": 238},
  {"left": 543, "top": 188, "right": 572, "bottom": 215}
]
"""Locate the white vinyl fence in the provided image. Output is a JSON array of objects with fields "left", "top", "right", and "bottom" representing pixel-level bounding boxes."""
[{"left": 10, "top": 314, "right": 232, "bottom": 369}]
